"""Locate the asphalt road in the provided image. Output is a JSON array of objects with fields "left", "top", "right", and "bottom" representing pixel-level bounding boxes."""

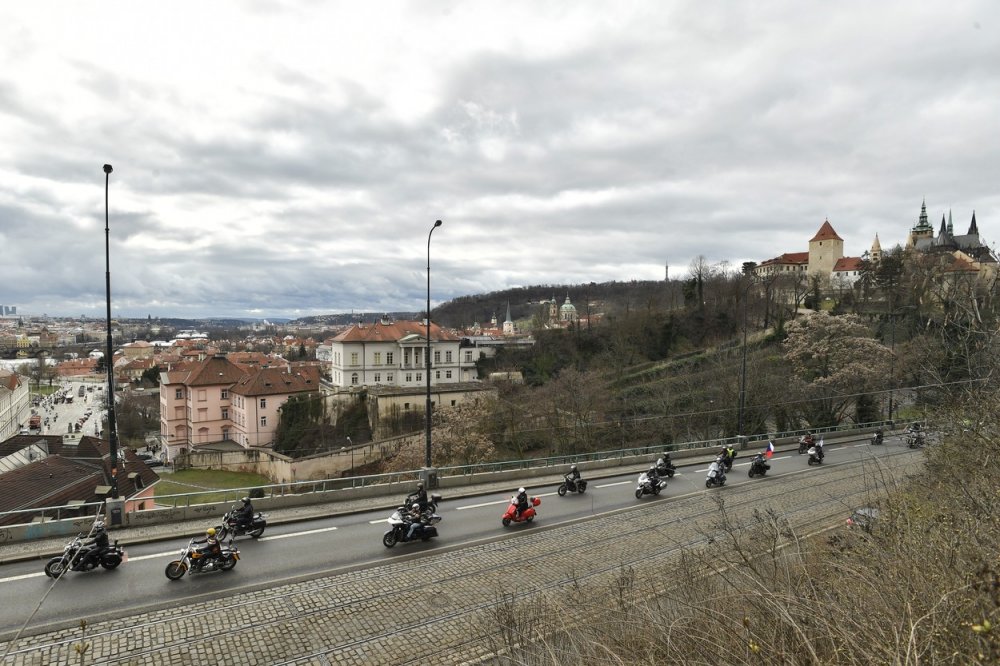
[
  {"left": 0, "top": 433, "right": 920, "bottom": 641},
  {"left": 33, "top": 380, "right": 106, "bottom": 438}
]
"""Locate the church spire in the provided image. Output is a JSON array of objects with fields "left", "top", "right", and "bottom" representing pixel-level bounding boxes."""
[
  {"left": 969, "top": 210, "right": 979, "bottom": 235},
  {"left": 947, "top": 209, "right": 954, "bottom": 235}
]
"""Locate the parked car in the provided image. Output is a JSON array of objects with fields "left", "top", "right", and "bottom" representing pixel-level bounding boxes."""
[{"left": 145, "top": 459, "right": 165, "bottom": 468}]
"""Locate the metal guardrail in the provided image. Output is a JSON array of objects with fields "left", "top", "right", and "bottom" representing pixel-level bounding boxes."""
[
  {"left": 0, "top": 501, "right": 104, "bottom": 527},
  {"left": 0, "top": 421, "right": 894, "bottom": 525}
]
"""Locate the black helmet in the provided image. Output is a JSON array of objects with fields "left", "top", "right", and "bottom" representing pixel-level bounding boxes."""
[
  {"left": 570, "top": 464, "right": 577, "bottom": 471},
  {"left": 241, "top": 497, "right": 251, "bottom": 505}
]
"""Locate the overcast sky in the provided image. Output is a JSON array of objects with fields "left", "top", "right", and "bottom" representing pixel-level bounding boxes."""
[{"left": 1, "top": 1, "right": 998, "bottom": 320}]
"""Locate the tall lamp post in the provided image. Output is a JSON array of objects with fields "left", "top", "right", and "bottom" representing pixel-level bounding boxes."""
[
  {"left": 425, "top": 220, "right": 442, "bottom": 469},
  {"left": 103, "top": 164, "right": 120, "bottom": 499},
  {"left": 736, "top": 278, "right": 757, "bottom": 444}
]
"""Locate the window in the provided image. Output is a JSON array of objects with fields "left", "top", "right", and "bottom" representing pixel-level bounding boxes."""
[
  {"left": 222, "top": 408, "right": 229, "bottom": 420},
  {"left": 260, "top": 416, "right": 267, "bottom": 427},
  {"left": 446, "top": 370, "right": 452, "bottom": 379},
  {"left": 197, "top": 390, "right": 207, "bottom": 402},
  {"left": 222, "top": 428, "right": 230, "bottom": 441},
  {"left": 260, "top": 398, "right": 267, "bottom": 409},
  {"left": 387, "top": 373, "right": 393, "bottom": 382},
  {"left": 405, "top": 373, "right": 412, "bottom": 382},
  {"left": 416, "top": 372, "right": 422, "bottom": 382},
  {"left": 404, "top": 402, "right": 410, "bottom": 410},
  {"left": 451, "top": 400, "right": 456, "bottom": 406},
  {"left": 445, "top": 351, "right": 452, "bottom": 363},
  {"left": 197, "top": 408, "right": 207, "bottom": 421},
  {"left": 221, "top": 389, "right": 228, "bottom": 400},
  {"left": 373, "top": 352, "right": 382, "bottom": 365},
  {"left": 386, "top": 352, "right": 393, "bottom": 364},
  {"left": 351, "top": 373, "right": 359, "bottom": 385},
  {"left": 374, "top": 373, "right": 381, "bottom": 383},
  {"left": 350, "top": 352, "right": 359, "bottom": 366},
  {"left": 465, "top": 351, "right": 472, "bottom": 362},
  {"left": 175, "top": 388, "right": 183, "bottom": 400},
  {"left": 434, "top": 351, "right": 441, "bottom": 363},
  {"left": 435, "top": 370, "right": 440, "bottom": 379}
]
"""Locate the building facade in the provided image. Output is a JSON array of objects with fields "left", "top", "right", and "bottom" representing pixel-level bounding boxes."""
[{"left": 0, "top": 370, "right": 30, "bottom": 441}]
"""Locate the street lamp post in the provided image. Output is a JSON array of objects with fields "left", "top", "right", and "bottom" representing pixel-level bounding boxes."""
[
  {"left": 346, "top": 436, "right": 354, "bottom": 475},
  {"left": 425, "top": 220, "right": 442, "bottom": 469},
  {"left": 737, "top": 279, "right": 756, "bottom": 444},
  {"left": 103, "top": 164, "right": 120, "bottom": 499}
]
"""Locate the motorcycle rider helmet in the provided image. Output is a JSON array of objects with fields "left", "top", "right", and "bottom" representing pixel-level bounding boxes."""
[
  {"left": 518, "top": 487, "right": 525, "bottom": 494},
  {"left": 570, "top": 464, "right": 577, "bottom": 471},
  {"left": 648, "top": 465, "right": 656, "bottom": 472},
  {"left": 206, "top": 527, "right": 216, "bottom": 537},
  {"left": 241, "top": 496, "right": 251, "bottom": 505},
  {"left": 417, "top": 482, "right": 424, "bottom": 490},
  {"left": 411, "top": 503, "right": 421, "bottom": 511}
]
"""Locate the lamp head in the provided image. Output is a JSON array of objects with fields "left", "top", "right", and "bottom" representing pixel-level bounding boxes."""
[
  {"left": 103, "top": 164, "right": 113, "bottom": 174},
  {"left": 434, "top": 219, "right": 442, "bottom": 228}
]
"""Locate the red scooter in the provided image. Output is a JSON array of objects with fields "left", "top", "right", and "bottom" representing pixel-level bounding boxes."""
[{"left": 502, "top": 496, "right": 540, "bottom": 527}]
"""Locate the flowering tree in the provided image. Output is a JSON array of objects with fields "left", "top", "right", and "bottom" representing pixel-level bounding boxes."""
[{"left": 783, "top": 311, "right": 892, "bottom": 426}]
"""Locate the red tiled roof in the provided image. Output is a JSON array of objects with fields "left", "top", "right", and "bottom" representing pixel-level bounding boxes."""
[
  {"left": 810, "top": 220, "right": 843, "bottom": 242},
  {"left": 0, "top": 456, "right": 105, "bottom": 520},
  {"left": 760, "top": 252, "right": 809, "bottom": 266},
  {"left": 833, "top": 257, "right": 864, "bottom": 272},
  {"left": 229, "top": 365, "right": 321, "bottom": 397},
  {"left": 332, "top": 320, "right": 460, "bottom": 343}
]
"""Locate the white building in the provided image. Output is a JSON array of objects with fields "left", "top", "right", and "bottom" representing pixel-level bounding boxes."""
[
  {"left": 329, "top": 319, "right": 473, "bottom": 389},
  {"left": 0, "top": 370, "right": 30, "bottom": 441}
]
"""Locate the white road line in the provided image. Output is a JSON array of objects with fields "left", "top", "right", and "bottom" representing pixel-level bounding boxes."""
[
  {"left": 128, "top": 550, "right": 177, "bottom": 562},
  {"left": 595, "top": 481, "right": 631, "bottom": 488},
  {"left": 456, "top": 491, "right": 558, "bottom": 511},
  {"left": 260, "top": 526, "right": 337, "bottom": 541},
  {"left": 0, "top": 572, "right": 46, "bottom": 583},
  {"left": 369, "top": 518, "right": 390, "bottom": 524}
]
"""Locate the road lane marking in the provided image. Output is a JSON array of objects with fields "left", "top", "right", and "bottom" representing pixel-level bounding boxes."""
[
  {"left": 260, "top": 526, "right": 337, "bottom": 541},
  {"left": 595, "top": 481, "right": 631, "bottom": 488},
  {"left": 0, "top": 572, "right": 46, "bottom": 583},
  {"left": 456, "top": 491, "right": 558, "bottom": 511}
]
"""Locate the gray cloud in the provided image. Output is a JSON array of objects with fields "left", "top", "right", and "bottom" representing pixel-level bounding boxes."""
[{"left": 1, "top": 1, "right": 999, "bottom": 319}]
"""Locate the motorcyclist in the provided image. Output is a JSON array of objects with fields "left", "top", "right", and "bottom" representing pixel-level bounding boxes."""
[
  {"left": 646, "top": 464, "right": 661, "bottom": 490},
  {"left": 404, "top": 503, "right": 426, "bottom": 541},
  {"left": 193, "top": 527, "right": 222, "bottom": 563},
  {"left": 78, "top": 520, "right": 110, "bottom": 570},
  {"left": 565, "top": 464, "right": 581, "bottom": 489},
  {"left": 814, "top": 438, "right": 825, "bottom": 462},
  {"left": 872, "top": 428, "right": 884, "bottom": 444},
  {"left": 234, "top": 496, "right": 254, "bottom": 529},
  {"left": 658, "top": 451, "right": 676, "bottom": 473},
  {"left": 720, "top": 445, "right": 737, "bottom": 470},
  {"left": 515, "top": 487, "right": 530, "bottom": 518},
  {"left": 408, "top": 482, "right": 429, "bottom": 511}
]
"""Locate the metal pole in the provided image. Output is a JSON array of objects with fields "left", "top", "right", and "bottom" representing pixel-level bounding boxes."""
[
  {"left": 888, "top": 313, "right": 896, "bottom": 423},
  {"left": 737, "top": 281, "right": 751, "bottom": 441},
  {"left": 425, "top": 220, "right": 442, "bottom": 468},
  {"left": 103, "top": 164, "right": 120, "bottom": 499}
]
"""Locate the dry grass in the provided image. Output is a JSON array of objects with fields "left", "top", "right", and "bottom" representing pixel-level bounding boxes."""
[{"left": 474, "top": 400, "right": 1000, "bottom": 665}]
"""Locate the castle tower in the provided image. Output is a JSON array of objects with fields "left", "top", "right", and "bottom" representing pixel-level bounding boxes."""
[
  {"left": 502, "top": 301, "right": 515, "bottom": 335},
  {"left": 908, "top": 199, "right": 934, "bottom": 246},
  {"left": 807, "top": 218, "right": 844, "bottom": 281},
  {"left": 870, "top": 234, "right": 882, "bottom": 263}
]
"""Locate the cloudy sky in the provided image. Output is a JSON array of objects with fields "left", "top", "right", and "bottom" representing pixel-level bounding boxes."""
[{"left": 1, "top": 1, "right": 998, "bottom": 319}]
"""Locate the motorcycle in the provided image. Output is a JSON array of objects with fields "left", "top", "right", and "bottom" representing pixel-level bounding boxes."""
[
  {"left": 557, "top": 475, "right": 588, "bottom": 496},
  {"left": 215, "top": 506, "right": 267, "bottom": 540},
  {"left": 382, "top": 506, "right": 442, "bottom": 548},
  {"left": 502, "top": 496, "right": 540, "bottom": 526},
  {"left": 706, "top": 459, "right": 727, "bottom": 488},
  {"left": 44, "top": 528, "right": 125, "bottom": 578},
  {"left": 798, "top": 436, "right": 813, "bottom": 454},
  {"left": 807, "top": 444, "right": 825, "bottom": 465},
  {"left": 871, "top": 430, "right": 884, "bottom": 445},
  {"left": 655, "top": 457, "right": 677, "bottom": 478},
  {"left": 720, "top": 450, "right": 736, "bottom": 472},
  {"left": 164, "top": 538, "right": 240, "bottom": 580},
  {"left": 404, "top": 492, "right": 442, "bottom": 513},
  {"left": 635, "top": 472, "right": 663, "bottom": 499},
  {"left": 906, "top": 432, "right": 926, "bottom": 448},
  {"left": 747, "top": 454, "right": 771, "bottom": 478}
]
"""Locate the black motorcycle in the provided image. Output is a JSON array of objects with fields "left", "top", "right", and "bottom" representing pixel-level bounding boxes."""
[
  {"left": 807, "top": 444, "right": 825, "bottom": 466},
  {"left": 44, "top": 526, "right": 125, "bottom": 578},
  {"left": 165, "top": 538, "right": 240, "bottom": 580},
  {"left": 747, "top": 455, "right": 771, "bottom": 478},
  {"left": 404, "top": 492, "right": 442, "bottom": 513},
  {"left": 871, "top": 430, "right": 884, "bottom": 445},
  {"left": 215, "top": 506, "right": 267, "bottom": 539},
  {"left": 383, "top": 507, "right": 442, "bottom": 548},
  {"left": 906, "top": 432, "right": 926, "bottom": 448},
  {"left": 655, "top": 457, "right": 677, "bottom": 478},
  {"left": 798, "top": 437, "right": 813, "bottom": 454},
  {"left": 557, "top": 475, "right": 588, "bottom": 496}
]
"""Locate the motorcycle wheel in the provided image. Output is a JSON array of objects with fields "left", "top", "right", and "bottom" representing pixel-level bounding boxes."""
[
  {"left": 100, "top": 556, "right": 122, "bottom": 570},
  {"left": 220, "top": 555, "right": 237, "bottom": 571},
  {"left": 705, "top": 479, "right": 713, "bottom": 488},
  {"left": 215, "top": 525, "right": 228, "bottom": 540},
  {"left": 557, "top": 484, "right": 567, "bottom": 497},
  {"left": 653, "top": 484, "right": 661, "bottom": 496},
  {"left": 44, "top": 557, "right": 67, "bottom": 578},
  {"left": 164, "top": 561, "right": 187, "bottom": 580},
  {"left": 578, "top": 481, "right": 587, "bottom": 493},
  {"left": 526, "top": 514, "right": 534, "bottom": 523},
  {"left": 382, "top": 531, "right": 398, "bottom": 548},
  {"left": 502, "top": 517, "right": 512, "bottom": 527},
  {"left": 748, "top": 469, "right": 755, "bottom": 478},
  {"left": 666, "top": 469, "right": 675, "bottom": 478},
  {"left": 635, "top": 489, "right": 643, "bottom": 499},
  {"left": 248, "top": 524, "right": 265, "bottom": 538}
]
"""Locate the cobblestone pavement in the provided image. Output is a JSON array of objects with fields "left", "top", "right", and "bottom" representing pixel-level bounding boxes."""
[{"left": 0, "top": 447, "right": 922, "bottom": 665}]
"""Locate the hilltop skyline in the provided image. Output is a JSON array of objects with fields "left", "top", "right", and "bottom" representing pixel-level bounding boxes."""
[{"left": 2, "top": 2, "right": 999, "bottom": 319}]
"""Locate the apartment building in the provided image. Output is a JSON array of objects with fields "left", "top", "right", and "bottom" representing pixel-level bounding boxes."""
[{"left": 0, "top": 370, "right": 30, "bottom": 441}]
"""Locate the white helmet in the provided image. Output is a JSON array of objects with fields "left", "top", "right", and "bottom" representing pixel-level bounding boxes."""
[
  {"left": 411, "top": 503, "right": 421, "bottom": 510},
  {"left": 518, "top": 487, "right": 525, "bottom": 493}
]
